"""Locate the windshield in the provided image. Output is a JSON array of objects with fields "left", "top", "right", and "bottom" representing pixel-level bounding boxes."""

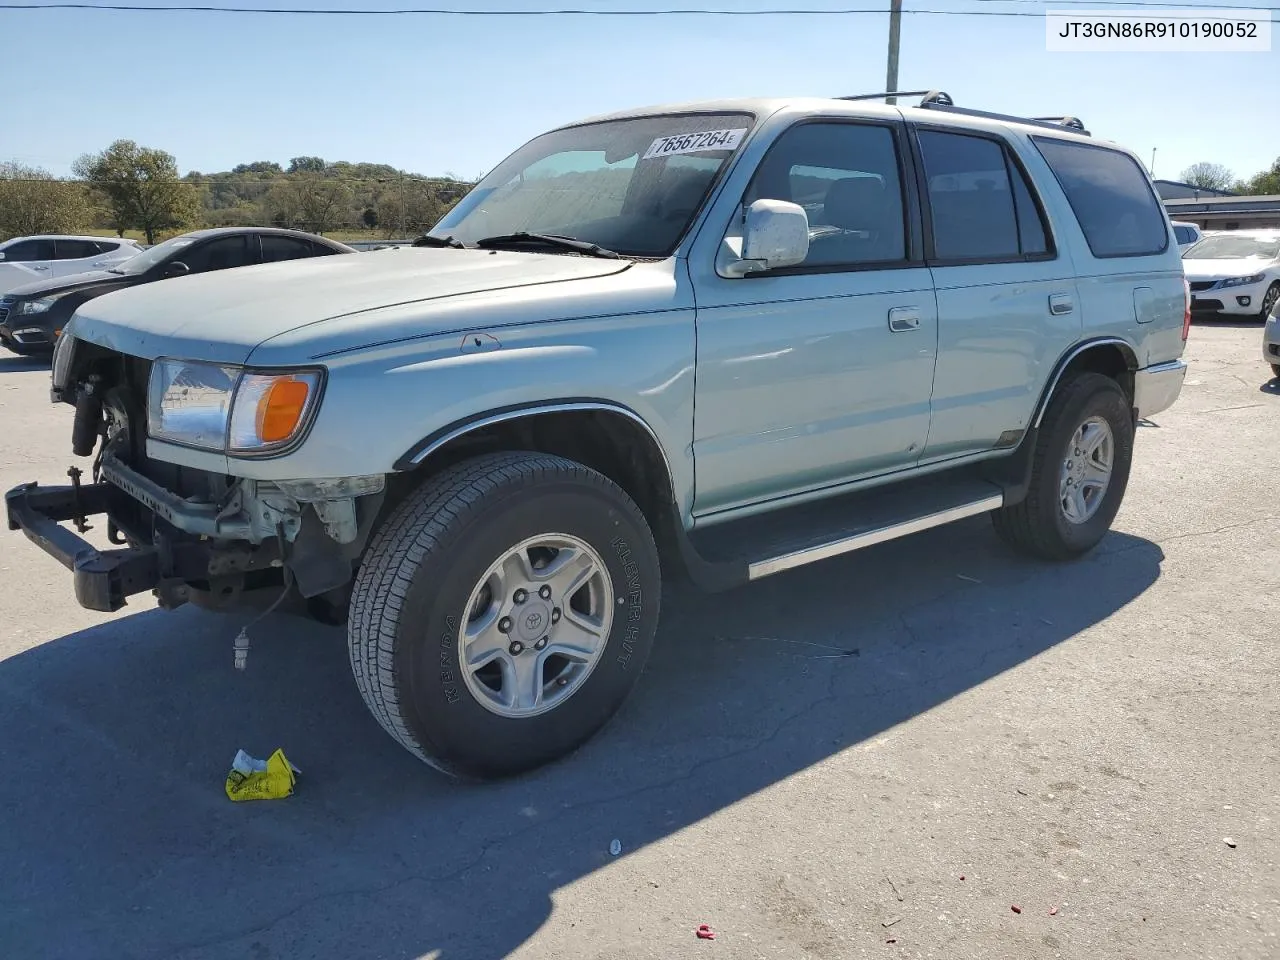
[
  {"left": 1183, "top": 234, "right": 1280, "bottom": 260},
  {"left": 110, "top": 235, "right": 197, "bottom": 275},
  {"left": 428, "top": 112, "right": 755, "bottom": 257}
]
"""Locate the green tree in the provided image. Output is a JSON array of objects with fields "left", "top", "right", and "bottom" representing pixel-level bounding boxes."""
[
  {"left": 265, "top": 173, "right": 353, "bottom": 234},
  {"left": 362, "top": 207, "right": 379, "bottom": 230},
  {"left": 1179, "top": 162, "right": 1235, "bottom": 192},
  {"left": 73, "top": 140, "right": 201, "bottom": 244},
  {"left": 287, "top": 156, "right": 326, "bottom": 174},
  {"left": 1235, "top": 157, "right": 1280, "bottom": 196},
  {"left": 0, "top": 163, "right": 92, "bottom": 240}
]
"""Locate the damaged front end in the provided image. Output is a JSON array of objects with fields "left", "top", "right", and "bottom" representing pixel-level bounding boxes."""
[{"left": 7, "top": 334, "right": 384, "bottom": 616}]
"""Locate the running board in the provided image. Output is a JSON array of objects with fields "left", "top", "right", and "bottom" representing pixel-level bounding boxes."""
[{"left": 684, "top": 468, "right": 1006, "bottom": 587}]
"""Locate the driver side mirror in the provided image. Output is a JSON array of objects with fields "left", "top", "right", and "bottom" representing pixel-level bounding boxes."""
[
  {"left": 719, "top": 199, "right": 810, "bottom": 278},
  {"left": 163, "top": 261, "right": 190, "bottom": 278}
]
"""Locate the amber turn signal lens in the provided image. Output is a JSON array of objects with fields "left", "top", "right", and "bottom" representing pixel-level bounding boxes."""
[{"left": 256, "top": 377, "right": 311, "bottom": 443}]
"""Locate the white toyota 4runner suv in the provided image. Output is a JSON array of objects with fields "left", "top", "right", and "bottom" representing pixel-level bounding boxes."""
[{"left": 7, "top": 91, "right": 1189, "bottom": 779}]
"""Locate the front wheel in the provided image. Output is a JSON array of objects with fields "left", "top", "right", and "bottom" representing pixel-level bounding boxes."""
[
  {"left": 1259, "top": 282, "right": 1280, "bottom": 323},
  {"left": 992, "top": 373, "right": 1134, "bottom": 561},
  {"left": 348, "top": 451, "right": 661, "bottom": 779}
]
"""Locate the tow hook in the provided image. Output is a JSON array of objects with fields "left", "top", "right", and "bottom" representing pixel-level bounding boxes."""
[{"left": 66, "top": 466, "right": 91, "bottom": 534}]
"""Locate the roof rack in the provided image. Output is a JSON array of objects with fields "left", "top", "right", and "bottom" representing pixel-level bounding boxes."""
[
  {"left": 837, "top": 89, "right": 954, "bottom": 107},
  {"left": 835, "top": 90, "right": 1091, "bottom": 137}
]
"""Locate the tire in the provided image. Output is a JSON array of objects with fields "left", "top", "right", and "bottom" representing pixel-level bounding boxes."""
[
  {"left": 1271, "top": 363, "right": 1280, "bottom": 381},
  {"left": 348, "top": 451, "right": 661, "bottom": 779},
  {"left": 1259, "top": 282, "right": 1280, "bottom": 323},
  {"left": 992, "top": 372, "right": 1134, "bottom": 561}
]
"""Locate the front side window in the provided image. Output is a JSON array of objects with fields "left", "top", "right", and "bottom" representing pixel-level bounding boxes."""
[
  {"left": 1033, "top": 137, "right": 1168, "bottom": 259},
  {"left": 429, "top": 112, "right": 754, "bottom": 257},
  {"left": 918, "top": 130, "right": 1050, "bottom": 262},
  {"left": 2, "top": 239, "right": 55, "bottom": 262},
  {"left": 744, "top": 121, "right": 907, "bottom": 267},
  {"left": 181, "top": 236, "right": 252, "bottom": 273}
]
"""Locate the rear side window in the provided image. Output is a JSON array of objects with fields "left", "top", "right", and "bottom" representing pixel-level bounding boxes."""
[
  {"left": 261, "top": 235, "right": 316, "bottom": 263},
  {"left": 54, "top": 239, "right": 100, "bottom": 260},
  {"left": 1033, "top": 137, "right": 1168, "bottom": 258},
  {"left": 918, "top": 130, "right": 1051, "bottom": 262}
]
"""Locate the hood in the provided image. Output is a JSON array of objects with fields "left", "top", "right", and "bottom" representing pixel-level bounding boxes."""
[
  {"left": 3, "top": 269, "right": 132, "bottom": 300},
  {"left": 1182, "top": 258, "right": 1277, "bottom": 280},
  {"left": 66, "top": 248, "right": 633, "bottom": 365}
]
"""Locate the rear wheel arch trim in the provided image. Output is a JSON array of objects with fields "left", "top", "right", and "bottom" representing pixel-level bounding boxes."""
[
  {"left": 393, "top": 399, "right": 678, "bottom": 493},
  {"left": 1031, "top": 337, "right": 1139, "bottom": 429}
]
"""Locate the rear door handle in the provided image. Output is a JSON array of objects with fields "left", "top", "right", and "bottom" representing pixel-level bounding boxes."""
[
  {"left": 1049, "top": 293, "right": 1074, "bottom": 316},
  {"left": 888, "top": 306, "right": 921, "bottom": 332},
  {"left": 31, "top": 265, "right": 49, "bottom": 272}
]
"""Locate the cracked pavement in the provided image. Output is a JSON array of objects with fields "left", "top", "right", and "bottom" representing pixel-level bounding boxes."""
[{"left": 0, "top": 323, "right": 1277, "bottom": 960}]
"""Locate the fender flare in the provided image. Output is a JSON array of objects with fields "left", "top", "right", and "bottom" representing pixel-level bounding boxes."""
[
  {"left": 392, "top": 398, "right": 678, "bottom": 492},
  {"left": 1031, "top": 336, "right": 1138, "bottom": 429}
]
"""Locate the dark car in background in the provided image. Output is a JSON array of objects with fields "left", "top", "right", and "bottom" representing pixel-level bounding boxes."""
[{"left": 0, "top": 227, "right": 356, "bottom": 356}]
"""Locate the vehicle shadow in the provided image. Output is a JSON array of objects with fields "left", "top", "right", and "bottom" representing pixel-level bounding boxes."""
[
  {"left": 0, "top": 518, "right": 1165, "bottom": 960},
  {"left": 0, "top": 353, "right": 51, "bottom": 373}
]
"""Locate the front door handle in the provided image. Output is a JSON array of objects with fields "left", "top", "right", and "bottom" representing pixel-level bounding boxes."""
[
  {"left": 888, "top": 306, "right": 921, "bottom": 332},
  {"left": 31, "top": 265, "right": 49, "bottom": 271},
  {"left": 1049, "top": 292, "right": 1074, "bottom": 316}
]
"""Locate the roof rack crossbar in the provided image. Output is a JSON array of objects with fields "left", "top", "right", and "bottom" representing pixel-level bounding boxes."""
[
  {"left": 833, "top": 90, "right": 1091, "bottom": 137},
  {"left": 836, "top": 89, "right": 954, "bottom": 107},
  {"left": 916, "top": 102, "right": 1092, "bottom": 137}
]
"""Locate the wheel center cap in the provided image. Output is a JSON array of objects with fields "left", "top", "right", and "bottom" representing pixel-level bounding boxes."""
[{"left": 515, "top": 600, "right": 552, "bottom": 642}]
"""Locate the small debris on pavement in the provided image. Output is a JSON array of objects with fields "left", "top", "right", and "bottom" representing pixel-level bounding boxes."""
[
  {"left": 1011, "top": 905, "right": 1022, "bottom": 914},
  {"left": 695, "top": 924, "right": 716, "bottom": 940},
  {"left": 882, "top": 917, "right": 902, "bottom": 928},
  {"left": 886, "top": 876, "right": 904, "bottom": 902},
  {"left": 1049, "top": 907, "right": 1059, "bottom": 916},
  {"left": 886, "top": 938, "right": 898, "bottom": 945},
  {"left": 609, "top": 839, "right": 622, "bottom": 856},
  {"left": 1016, "top": 788, "right": 1028, "bottom": 796},
  {"left": 956, "top": 574, "right": 982, "bottom": 584},
  {"left": 959, "top": 875, "right": 966, "bottom": 881},
  {"left": 1224, "top": 837, "right": 1237, "bottom": 848},
  {"left": 224, "top": 748, "right": 299, "bottom": 802}
]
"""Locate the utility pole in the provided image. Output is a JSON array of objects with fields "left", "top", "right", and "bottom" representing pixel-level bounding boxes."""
[{"left": 885, "top": 0, "right": 903, "bottom": 105}]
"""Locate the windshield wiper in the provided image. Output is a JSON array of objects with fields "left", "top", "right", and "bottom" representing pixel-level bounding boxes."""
[
  {"left": 474, "top": 232, "right": 621, "bottom": 260},
  {"left": 412, "top": 234, "right": 471, "bottom": 249}
]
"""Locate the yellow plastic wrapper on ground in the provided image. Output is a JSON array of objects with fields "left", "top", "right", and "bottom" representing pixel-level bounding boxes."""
[{"left": 224, "top": 748, "right": 298, "bottom": 801}]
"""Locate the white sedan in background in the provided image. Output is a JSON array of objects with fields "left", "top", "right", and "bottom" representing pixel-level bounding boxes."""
[
  {"left": 1171, "top": 220, "right": 1203, "bottom": 251},
  {"left": 0, "top": 235, "right": 142, "bottom": 295},
  {"left": 1182, "top": 230, "right": 1280, "bottom": 323}
]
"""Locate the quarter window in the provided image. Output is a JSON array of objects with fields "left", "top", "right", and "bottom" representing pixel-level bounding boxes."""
[
  {"left": 917, "top": 130, "right": 1050, "bottom": 262},
  {"left": 1033, "top": 137, "right": 1168, "bottom": 258},
  {"left": 745, "top": 122, "right": 908, "bottom": 268}
]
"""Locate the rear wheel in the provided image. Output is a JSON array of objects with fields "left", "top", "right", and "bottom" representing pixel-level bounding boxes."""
[
  {"left": 1271, "top": 363, "right": 1280, "bottom": 380},
  {"left": 348, "top": 451, "right": 660, "bottom": 779},
  {"left": 992, "top": 373, "right": 1134, "bottom": 561}
]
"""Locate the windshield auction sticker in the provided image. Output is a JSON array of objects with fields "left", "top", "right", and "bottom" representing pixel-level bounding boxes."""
[
  {"left": 1046, "top": 8, "right": 1270, "bottom": 51},
  {"left": 642, "top": 128, "right": 748, "bottom": 160}
]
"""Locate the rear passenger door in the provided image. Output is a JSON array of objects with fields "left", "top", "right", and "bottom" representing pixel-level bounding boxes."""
[
  {"left": 51, "top": 238, "right": 106, "bottom": 279},
  {"left": 912, "top": 125, "right": 1081, "bottom": 461}
]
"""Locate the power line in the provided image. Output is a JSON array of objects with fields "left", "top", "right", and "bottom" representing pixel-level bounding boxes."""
[{"left": 0, "top": 2, "right": 1273, "bottom": 16}]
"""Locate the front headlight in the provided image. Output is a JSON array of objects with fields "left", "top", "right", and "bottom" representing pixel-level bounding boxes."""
[
  {"left": 148, "top": 359, "right": 323, "bottom": 455},
  {"left": 1221, "top": 273, "right": 1265, "bottom": 288},
  {"left": 15, "top": 295, "right": 61, "bottom": 315}
]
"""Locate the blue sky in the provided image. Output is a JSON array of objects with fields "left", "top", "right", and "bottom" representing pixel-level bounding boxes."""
[{"left": 0, "top": 0, "right": 1276, "bottom": 184}]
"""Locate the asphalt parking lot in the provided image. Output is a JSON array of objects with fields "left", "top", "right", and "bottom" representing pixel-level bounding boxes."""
[{"left": 0, "top": 325, "right": 1276, "bottom": 960}]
